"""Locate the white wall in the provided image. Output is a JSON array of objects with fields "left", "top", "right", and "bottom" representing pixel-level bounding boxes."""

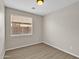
[
  {"left": 5, "top": 7, "right": 43, "bottom": 50},
  {"left": 43, "top": 2, "right": 79, "bottom": 58},
  {"left": 0, "top": 0, "right": 5, "bottom": 59}
]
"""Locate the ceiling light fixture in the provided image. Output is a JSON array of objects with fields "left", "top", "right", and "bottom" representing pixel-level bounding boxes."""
[{"left": 36, "top": 0, "right": 44, "bottom": 6}]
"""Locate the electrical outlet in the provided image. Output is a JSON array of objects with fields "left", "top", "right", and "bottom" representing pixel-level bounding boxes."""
[{"left": 70, "top": 46, "right": 73, "bottom": 50}]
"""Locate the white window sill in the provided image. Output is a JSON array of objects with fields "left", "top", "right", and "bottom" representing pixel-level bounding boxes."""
[{"left": 10, "top": 34, "right": 32, "bottom": 37}]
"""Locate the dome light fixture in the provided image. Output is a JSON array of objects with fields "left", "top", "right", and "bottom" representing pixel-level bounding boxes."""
[{"left": 36, "top": 0, "right": 44, "bottom": 6}]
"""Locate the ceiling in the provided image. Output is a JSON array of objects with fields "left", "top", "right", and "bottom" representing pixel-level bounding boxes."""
[{"left": 4, "top": 0, "right": 79, "bottom": 16}]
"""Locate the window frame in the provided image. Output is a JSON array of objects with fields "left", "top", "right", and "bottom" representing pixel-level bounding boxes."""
[{"left": 10, "top": 14, "right": 33, "bottom": 36}]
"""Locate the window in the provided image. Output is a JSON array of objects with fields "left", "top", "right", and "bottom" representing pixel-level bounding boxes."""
[{"left": 11, "top": 14, "right": 32, "bottom": 36}]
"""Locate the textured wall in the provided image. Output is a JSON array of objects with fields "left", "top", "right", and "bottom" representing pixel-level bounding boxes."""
[
  {"left": 43, "top": 2, "right": 79, "bottom": 58},
  {"left": 5, "top": 7, "right": 43, "bottom": 50},
  {"left": 0, "top": 0, "right": 5, "bottom": 59}
]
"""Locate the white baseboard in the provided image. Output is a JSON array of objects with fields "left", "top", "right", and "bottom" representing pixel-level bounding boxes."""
[
  {"left": 43, "top": 41, "right": 79, "bottom": 58},
  {"left": 6, "top": 42, "right": 42, "bottom": 51},
  {"left": 5, "top": 41, "right": 79, "bottom": 58}
]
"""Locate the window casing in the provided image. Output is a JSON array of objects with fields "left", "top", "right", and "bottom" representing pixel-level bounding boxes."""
[{"left": 11, "top": 14, "right": 32, "bottom": 36}]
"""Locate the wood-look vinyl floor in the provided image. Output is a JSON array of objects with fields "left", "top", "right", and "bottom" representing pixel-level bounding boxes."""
[{"left": 4, "top": 43, "right": 79, "bottom": 59}]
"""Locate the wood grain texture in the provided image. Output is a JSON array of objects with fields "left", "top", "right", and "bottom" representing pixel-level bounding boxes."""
[{"left": 4, "top": 43, "right": 79, "bottom": 59}]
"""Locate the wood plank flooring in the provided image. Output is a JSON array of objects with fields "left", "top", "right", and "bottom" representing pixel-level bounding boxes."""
[{"left": 4, "top": 43, "right": 79, "bottom": 59}]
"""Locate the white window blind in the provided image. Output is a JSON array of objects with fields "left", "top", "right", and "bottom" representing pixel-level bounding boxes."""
[{"left": 11, "top": 14, "right": 32, "bottom": 36}]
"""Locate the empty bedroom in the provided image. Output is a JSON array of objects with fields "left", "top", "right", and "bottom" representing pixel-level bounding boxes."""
[{"left": 0, "top": 0, "right": 79, "bottom": 59}]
